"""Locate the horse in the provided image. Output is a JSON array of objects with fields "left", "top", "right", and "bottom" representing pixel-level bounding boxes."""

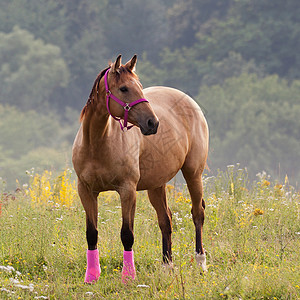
[{"left": 72, "top": 55, "right": 209, "bottom": 283}]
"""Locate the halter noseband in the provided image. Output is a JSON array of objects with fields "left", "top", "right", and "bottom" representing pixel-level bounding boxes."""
[{"left": 104, "top": 68, "right": 149, "bottom": 131}]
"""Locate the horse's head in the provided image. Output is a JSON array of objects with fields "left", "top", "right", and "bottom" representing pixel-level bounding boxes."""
[{"left": 105, "top": 55, "right": 159, "bottom": 135}]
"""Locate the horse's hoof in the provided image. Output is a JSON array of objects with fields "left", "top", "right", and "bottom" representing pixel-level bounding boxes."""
[
  {"left": 85, "top": 249, "right": 101, "bottom": 284},
  {"left": 121, "top": 268, "right": 136, "bottom": 284},
  {"left": 195, "top": 253, "right": 207, "bottom": 272},
  {"left": 161, "top": 261, "right": 175, "bottom": 275},
  {"left": 122, "top": 250, "right": 136, "bottom": 284},
  {"left": 84, "top": 268, "right": 101, "bottom": 284},
  {"left": 162, "top": 261, "right": 174, "bottom": 271}
]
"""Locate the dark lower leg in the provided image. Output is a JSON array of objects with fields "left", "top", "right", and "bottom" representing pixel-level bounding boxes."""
[
  {"left": 162, "top": 232, "right": 172, "bottom": 263},
  {"left": 195, "top": 227, "right": 204, "bottom": 254},
  {"left": 87, "top": 220, "right": 98, "bottom": 250},
  {"left": 192, "top": 203, "right": 205, "bottom": 254},
  {"left": 162, "top": 207, "right": 172, "bottom": 263},
  {"left": 121, "top": 223, "right": 134, "bottom": 251}
]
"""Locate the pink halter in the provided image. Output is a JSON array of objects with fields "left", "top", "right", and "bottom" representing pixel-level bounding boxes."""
[{"left": 104, "top": 68, "right": 149, "bottom": 131}]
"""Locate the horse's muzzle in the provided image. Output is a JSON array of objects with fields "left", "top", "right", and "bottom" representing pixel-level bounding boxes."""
[{"left": 140, "top": 118, "right": 159, "bottom": 135}]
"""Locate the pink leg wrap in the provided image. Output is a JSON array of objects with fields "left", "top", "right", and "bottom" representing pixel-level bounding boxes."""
[
  {"left": 122, "top": 250, "right": 136, "bottom": 283},
  {"left": 84, "top": 249, "right": 101, "bottom": 283}
]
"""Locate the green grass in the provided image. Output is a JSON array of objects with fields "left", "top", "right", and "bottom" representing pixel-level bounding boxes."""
[{"left": 0, "top": 166, "right": 299, "bottom": 299}]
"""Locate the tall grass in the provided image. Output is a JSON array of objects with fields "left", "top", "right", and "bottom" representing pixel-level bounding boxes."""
[{"left": 0, "top": 166, "right": 299, "bottom": 299}]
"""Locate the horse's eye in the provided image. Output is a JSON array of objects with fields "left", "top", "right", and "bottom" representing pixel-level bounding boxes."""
[{"left": 120, "top": 86, "right": 128, "bottom": 93}]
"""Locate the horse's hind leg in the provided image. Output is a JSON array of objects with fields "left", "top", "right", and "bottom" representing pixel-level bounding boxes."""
[
  {"left": 181, "top": 168, "right": 207, "bottom": 271},
  {"left": 78, "top": 181, "right": 101, "bottom": 283},
  {"left": 148, "top": 185, "right": 172, "bottom": 265}
]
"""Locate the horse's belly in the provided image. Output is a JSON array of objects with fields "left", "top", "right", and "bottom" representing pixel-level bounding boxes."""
[
  {"left": 137, "top": 165, "right": 180, "bottom": 190},
  {"left": 137, "top": 134, "right": 188, "bottom": 190}
]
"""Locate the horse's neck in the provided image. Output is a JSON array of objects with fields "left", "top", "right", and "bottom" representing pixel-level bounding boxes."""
[{"left": 82, "top": 101, "right": 110, "bottom": 145}]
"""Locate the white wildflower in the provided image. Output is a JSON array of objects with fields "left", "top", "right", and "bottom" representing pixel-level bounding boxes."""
[
  {"left": 137, "top": 284, "right": 150, "bottom": 288},
  {"left": 0, "top": 265, "right": 15, "bottom": 273}
]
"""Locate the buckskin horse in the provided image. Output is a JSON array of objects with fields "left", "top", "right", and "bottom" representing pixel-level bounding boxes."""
[{"left": 72, "top": 55, "right": 209, "bottom": 283}]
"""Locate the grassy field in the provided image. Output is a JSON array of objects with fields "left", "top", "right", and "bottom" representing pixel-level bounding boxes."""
[{"left": 0, "top": 166, "right": 299, "bottom": 299}]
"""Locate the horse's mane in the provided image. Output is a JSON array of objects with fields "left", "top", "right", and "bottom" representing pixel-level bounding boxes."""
[
  {"left": 80, "top": 65, "right": 139, "bottom": 122},
  {"left": 80, "top": 66, "right": 110, "bottom": 122}
]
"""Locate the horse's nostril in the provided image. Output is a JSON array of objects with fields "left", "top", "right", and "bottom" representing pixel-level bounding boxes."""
[
  {"left": 141, "top": 118, "right": 159, "bottom": 135},
  {"left": 148, "top": 118, "right": 155, "bottom": 129}
]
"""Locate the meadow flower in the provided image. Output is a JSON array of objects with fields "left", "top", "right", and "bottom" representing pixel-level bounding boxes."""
[
  {"left": 28, "top": 169, "right": 77, "bottom": 208},
  {"left": 0, "top": 287, "right": 15, "bottom": 295},
  {"left": 0, "top": 265, "right": 15, "bottom": 273},
  {"left": 262, "top": 180, "right": 270, "bottom": 187},
  {"left": 253, "top": 208, "right": 264, "bottom": 216},
  {"left": 274, "top": 183, "right": 283, "bottom": 189},
  {"left": 137, "top": 284, "right": 150, "bottom": 288}
]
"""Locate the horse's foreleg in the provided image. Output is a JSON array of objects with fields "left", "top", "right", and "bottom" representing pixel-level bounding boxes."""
[
  {"left": 148, "top": 185, "right": 172, "bottom": 265},
  {"left": 78, "top": 181, "right": 101, "bottom": 283},
  {"left": 118, "top": 186, "right": 137, "bottom": 283},
  {"left": 182, "top": 173, "right": 207, "bottom": 272}
]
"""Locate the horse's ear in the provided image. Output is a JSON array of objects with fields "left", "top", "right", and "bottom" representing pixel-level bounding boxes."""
[
  {"left": 125, "top": 55, "right": 137, "bottom": 72},
  {"left": 111, "top": 54, "right": 122, "bottom": 73}
]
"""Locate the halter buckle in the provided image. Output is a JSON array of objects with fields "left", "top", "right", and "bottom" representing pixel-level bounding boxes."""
[{"left": 124, "top": 103, "right": 131, "bottom": 111}]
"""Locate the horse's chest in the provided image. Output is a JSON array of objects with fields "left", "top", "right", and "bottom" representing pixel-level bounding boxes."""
[
  {"left": 79, "top": 155, "right": 139, "bottom": 192},
  {"left": 79, "top": 161, "right": 118, "bottom": 191}
]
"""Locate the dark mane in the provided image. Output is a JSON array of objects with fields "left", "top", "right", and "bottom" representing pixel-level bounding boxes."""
[{"left": 80, "top": 66, "right": 110, "bottom": 122}]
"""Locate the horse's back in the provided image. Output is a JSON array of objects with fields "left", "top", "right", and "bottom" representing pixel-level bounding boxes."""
[
  {"left": 137, "top": 86, "right": 208, "bottom": 189},
  {"left": 144, "top": 86, "right": 207, "bottom": 130},
  {"left": 144, "top": 86, "right": 208, "bottom": 147}
]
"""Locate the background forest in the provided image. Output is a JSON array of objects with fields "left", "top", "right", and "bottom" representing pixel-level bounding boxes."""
[{"left": 0, "top": 0, "right": 300, "bottom": 188}]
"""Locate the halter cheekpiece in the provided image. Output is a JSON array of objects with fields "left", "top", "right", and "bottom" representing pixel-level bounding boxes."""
[{"left": 104, "top": 68, "right": 149, "bottom": 131}]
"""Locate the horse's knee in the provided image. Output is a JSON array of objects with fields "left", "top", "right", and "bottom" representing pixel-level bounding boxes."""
[
  {"left": 191, "top": 204, "right": 205, "bottom": 226},
  {"left": 121, "top": 225, "right": 134, "bottom": 251}
]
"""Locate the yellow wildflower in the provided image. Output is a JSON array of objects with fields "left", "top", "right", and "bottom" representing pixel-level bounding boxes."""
[
  {"left": 253, "top": 208, "right": 264, "bottom": 216},
  {"left": 262, "top": 180, "right": 270, "bottom": 187}
]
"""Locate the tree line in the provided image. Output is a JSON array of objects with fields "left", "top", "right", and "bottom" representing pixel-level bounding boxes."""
[{"left": 0, "top": 0, "right": 299, "bottom": 187}]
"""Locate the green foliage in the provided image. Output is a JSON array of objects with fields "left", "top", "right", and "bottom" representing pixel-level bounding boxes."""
[
  {"left": 102, "top": 0, "right": 168, "bottom": 60},
  {"left": 194, "top": 0, "right": 300, "bottom": 80},
  {"left": 138, "top": 48, "right": 210, "bottom": 96},
  {"left": 167, "top": 0, "right": 233, "bottom": 47},
  {"left": 198, "top": 73, "right": 300, "bottom": 182},
  {"left": 0, "top": 105, "right": 73, "bottom": 187},
  {"left": 0, "top": 168, "right": 299, "bottom": 298},
  {"left": 0, "top": 26, "right": 69, "bottom": 110},
  {"left": 201, "top": 52, "right": 265, "bottom": 86}
]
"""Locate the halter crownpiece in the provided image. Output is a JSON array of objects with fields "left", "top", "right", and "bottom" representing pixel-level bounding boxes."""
[{"left": 104, "top": 68, "right": 149, "bottom": 131}]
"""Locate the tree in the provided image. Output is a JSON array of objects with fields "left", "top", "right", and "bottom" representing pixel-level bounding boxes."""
[
  {"left": 195, "top": 0, "right": 300, "bottom": 80},
  {"left": 0, "top": 104, "right": 72, "bottom": 188},
  {"left": 0, "top": 0, "right": 109, "bottom": 111},
  {"left": 197, "top": 73, "right": 300, "bottom": 182},
  {"left": 101, "top": 0, "right": 169, "bottom": 61},
  {"left": 201, "top": 52, "right": 265, "bottom": 86},
  {"left": 0, "top": 27, "right": 69, "bottom": 110},
  {"left": 167, "top": 0, "right": 233, "bottom": 47}
]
